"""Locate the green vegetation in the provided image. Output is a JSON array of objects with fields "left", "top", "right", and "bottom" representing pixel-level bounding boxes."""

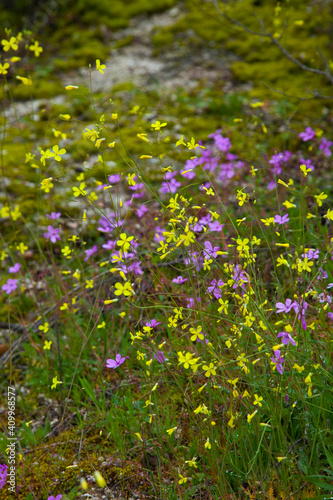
[{"left": 0, "top": 2, "right": 333, "bottom": 499}]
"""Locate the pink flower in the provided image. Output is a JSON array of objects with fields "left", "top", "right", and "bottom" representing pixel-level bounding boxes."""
[
  {"left": 276, "top": 299, "right": 294, "bottom": 314},
  {"left": 319, "top": 137, "right": 332, "bottom": 156},
  {"left": 136, "top": 204, "right": 148, "bottom": 218},
  {"left": 0, "top": 463, "right": 8, "bottom": 489},
  {"left": 274, "top": 214, "right": 289, "bottom": 225},
  {"left": 1, "top": 279, "right": 18, "bottom": 295},
  {"left": 8, "top": 263, "right": 21, "bottom": 273},
  {"left": 271, "top": 350, "right": 284, "bottom": 375},
  {"left": 299, "top": 127, "right": 315, "bottom": 142},
  {"left": 172, "top": 276, "right": 188, "bottom": 284},
  {"left": 277, "top": 331, "right": 296, "bottom": 346},
  {"left": 46, "top": 212, "right": 61, "bottom": 220},
  {"left": 44, "top": 226, "right": 60, "bottom": 243},
  {"left": 84, "top": 245, "right": 98, "bottom": 261},
  {"left": 154, "top": 350, "right": 165, "bottom": 363},
  {"left": 106, "top": 354, "right": 127, "bottom": 369}
]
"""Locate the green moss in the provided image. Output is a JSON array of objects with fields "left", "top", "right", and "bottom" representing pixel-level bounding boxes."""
[
  {"left": 67, "top": 138, "right": 97, "bottom": 162},
  {"left": 12, "top": 78, "right": 64, "bottom": 101},
  {"left": 152, "top": 30, "right": 174, "bottom": 48},
  {"left": 113, "top": 35, "right": 134, "bottom": 50}
]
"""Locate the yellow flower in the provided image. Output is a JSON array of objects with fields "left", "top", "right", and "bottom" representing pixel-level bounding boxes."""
[
  {"left": 39, "top": 322, "right": 49, "bottom": 333},
  {"left": 0, "top": 62, "right": 10, "bottom": 75},
  {"left": 151, "top": 120, "right": 167, "bottom": 131},
  {"left": 185, "top": 457, "right": 197, "bottom": 468},
  {"left": 16, "top": 242, "right": 28, "bottom": 254},
  {"left": 85, "top": 279, "right": 93, "bottom": 289},
  {"left": 51, "top": 376, "right": 62, "bottom": 389},
  {"left": 1, "top": 37, "right": 18, "bottom": 52},
  {"left": 253, "top": 394, "right": 263, "bottom": 407},
  {"left": 323, "top": 208, "right": 333, "bottom": 221},
  {"left": 247, "top": 410, "right": 258, "bottom": 423},
  {"left": 50, "top": 145, "right": 66, "bottom": 162},
  {"left": 276, "top": 255, "right": 289, "bottom": 267},
  {"left": 178, "top": 474, "right": 188, "bottom": 484},
  {"left": 204, "top": 438, "right": 211, "bottom": 449},
  {"left": 117, "top": 233, "right": 134, "bottom": 252},
  {"left": 166, "top": 426, "right": 177, "bottom": 436},
  {"left": 190, "top": 326, "right": 204, "bottom": 342},
  {"left": 111, "top": 113, "right": 118, "bottom": 119},
  {"left": 94, "top": 471, "right": 106, "bottom": 487},
  {"left": 178, "top": 230, "right": 195, "bottom": 247},
  {"left": 40, "top": 177, "right": 54, "bottom": 193},
  {"left": 137, "top": 133, "right": 149, "bottom": 142},
  {"left": 43, "top": 340, "right": 52, "bottom": 350},
  {"left": 59, "top": 114, "right": 71, "bottom": 120},
  {"left": 73, "top": 183, "right": 87, "bottom": 197},
  {"left": 29, "top": 41, "right": 43, "bottom": 57},
  {"left": 80, "top": 478, "right": 88, "bottom": 490},
  {"left": 127, "top": 173, "right": 136, "bottom": 186},
  {"left": 61, "top": 246, "right": 71, "bottom": 257},
  {"left": 65, "top": 85, "right": 79, "bottom": 90},
  {"left": 228, "top": 413, "right": 236, "bottom": 428},
  {"left": 97, "top": 321, "right": 106, "bottom": 329},
  {"left": 202, "top": 362, "right": 216, "bottom": 378},
  {"left": 96, "top": 59, "right": 106, "bottom": 74},
  {"left": 300, "top": 164, "right": 311, "bottom": 177},
  {"left": 114, "top": 281, "right": 134, "bottom": 297}
]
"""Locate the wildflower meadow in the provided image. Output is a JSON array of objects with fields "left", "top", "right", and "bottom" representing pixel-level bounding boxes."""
[{"left": 0, "top": 2, "right": 333, "bottom": 499}]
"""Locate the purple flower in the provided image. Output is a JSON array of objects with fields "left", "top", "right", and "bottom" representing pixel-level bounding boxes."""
[
  {"left": 276, "top": 298, "right": 294, "bottom": 314},
  {"left": 184, "top": 251, "right": 203, "bottom": 271},
  {"left": 0, "top": 463, "right": 8, "bottom": 489},
  {"left": 159, "top": 178, "right": 181, "bottom": 194},
  {"left": 108, "top": 174, "right": 121, "bottom": 184},
  {"left": 301, "top": 249, "right": 319, "bottom": 260},
  {"left": 44, "top": 226, "right": 60, "bottom": 243},
  {"left": 102, "top": 240, "right": 116, "bottom": 250},
  {"left": 136, "top": 204, "right": 148, "bottom": 218},
  {"left": 277, "top": 331, "right": 296, "bottom": 346},
  {"left": 328, "top": 312, "right": 333, "bottom": 322},
  {"left": 215, "top": 135, "right": 232, "bottom": 152},
  {"left": 207, "top": 221, "right": 224, "bottom": 232},
  {"left": 327, "top": 283, "right": 333, "bottom": 289},
  {"left": 84, "top": 245, "right": 98, "bottom": 261},
  {"left": 319, "top": 137, "right": 333, "bottom": 156},
  {"left": 106, "top": 354, "right": 127, "bottom": 369},
  {"left": 48, "top": 496, "right": 62, "bottom": 500},
  {"left": 207, "top": 279, "right": 224, "bottom": 299},
  {"left": 181, "top": 169, "right": 196, "bottom": 179},
  {"left": 172, "top": 276, "right": 188, "bottom": 284},
  {"left": 154, "top": 350, "right": 165, "bottom": 363},
  {"left": 185, "top": 296, "right": 201, "bottom": 309},
  {"left": 299, "top": 127, "right": 315, "bottom": 142},
  {"left": 8, "top": 263, "right": 21, "bottom": 273},
  {"left": 146, "top": 319, "right": 161, "bottom": 328},
  {"left": 46, "top": 212, "right": 61, "bottom": 220},
  {"left": 274, "top": 214, "right": 289, "bottom": 225},
  {"left": 203, "top": 241, "right": 220, "bottom": 259},
  {"left": 318, "top": 268, "right": 328, "bottom": 280},
  {"left": 208, "top": 130, "right": 232, "bottom": 152},
  {"left": 271, "top": 350, "right": 284, "bottom": 375},
  {"left": 269, "top": 153, "right": 284, "bottom": 172},
  {"left": 1, "top": 279, "right": 18, "bottom": 295},
  {"left": 232, "top": 265, "right": 248, "bottom": 289}
]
